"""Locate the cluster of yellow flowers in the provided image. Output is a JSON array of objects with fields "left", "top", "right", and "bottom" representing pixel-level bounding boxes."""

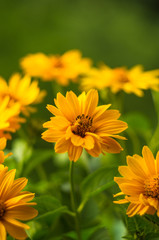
[
  {"left": 20, "top": 49, "right": 159, "bottom": 96},
  {"left": 20, "top": 49, "right": 158, "bottom": 219},
  {"left": 0, "top": 71, "right": 46, "bottom": 238},
  {"left": 1, "top": 49, "right": 159, "bottom": 239}
]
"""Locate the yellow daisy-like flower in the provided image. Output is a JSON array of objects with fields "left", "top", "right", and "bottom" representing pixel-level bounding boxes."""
[
  {"left": 0, "top": 96, "right": 24, "bottom": 139},
  {"left": 0, "top": 137, "right": 12, "bottom": 164},
  {"left": 0, "top": 165, "right": 38, "bottom": 240},
  {"left": 114, "top": 146, "right": 159, "bottom": 217},
  {"left": 81, "top": 65, "right": 159, "bottom": 96},
  {"left": 42, "top": 89, "right": 128, "bottom": 162},
  {"left": 0, "top": 74, "right": 46, "bottom": 116},
  {"left": 20, "top": 50, "right": 92, "bottom": 86}
]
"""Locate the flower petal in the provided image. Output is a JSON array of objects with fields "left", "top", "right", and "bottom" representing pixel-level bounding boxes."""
[
  {"left": 68, "top": 144, "right": 83, "bottom": 162},
  {"left": 101, "top": 137, "right": 123, "bottom": 153},
  {"left": 0, "top": 222, "right": 6, "bottom": 240},
  {"left": 3, "top": 220, "right": 28, "bottom": 239},
  {"left": 142, "top": 146, "right": 156, "bottom": 175},
  {"left": 55, "top": 137, "right": 69, "bottom": 153}
]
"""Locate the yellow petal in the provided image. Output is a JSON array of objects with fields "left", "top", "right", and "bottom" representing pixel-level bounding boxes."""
[
  {"left": 93, "top": 104, "right": 111, "bottom": 121},
  {"left": 101, "top": 137, "right": 123, "bottom": 153},
  {"left": 55, "top": 137, "right": 69, "bottom": 153},
  {"left": 56, "top": 92, "right": 75, "bottom": 121},
  {"left": 142, "top": 146, "right": 156, "bottom": 175},
  {"left": 71, "top": 134, "right": 85, "bottom": 147},
  {"left": 0, "top": 169, "right": 16, "bottom": 199},
  {"left": 82, "top": 135, "right": 94, "bottom": 150},
  {"left": 68, "top": 144, "right": 83, "bottom": 162},
  {"left": 86, "top": 138, "right": 101, "bottom": 157},
  {"left": 0, "top": 137, "right": 7, "bottom": 150},
  {"left": 3, "top": 219, "right": 28, "bottom": 239},
  {"left": 5, "top": 193, "right": 35, "bottom": 207},
  {"left": 156, "top": 151, "right": 159, "bottom": 174},
  {"left": 66, "top": 91, "right": 80, "bottom": 117},
  {"left": 46, "top": 104, "right": 62, "bottom": 116},
  {"left": 84, "top": 89, "right": 98, "bottom": 116},
  {"left": 127, "top": 156, "right": 148, "bottom": 179},
  {"left": 5, "top": 178, "right": 28, "bottom": 200},
  {"left": 6, "top": 205, "right": 38, "bottom": 220},
  {"left": 0, "top": 222, "right": 6, "bottom": 240}
]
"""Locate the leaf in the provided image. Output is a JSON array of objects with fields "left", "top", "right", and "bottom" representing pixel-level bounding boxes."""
[
  {"left": 124, "top": 112, "right": 151, "bottom": 138},
  {"left": 35, "top": 196, "right": 69, "bottom": 224},
  {"left": 35, "top": 195, "right": 62, "bottom": 213},
  {"left": 63, "top": 225, "right": 109, "bottom": 240},
  {"left": 36, "top": 206, "right": 68, "bottom": 223},
  {"left": 80, "top": 166, "right": 117, "bottom": 200},
  {"left": 89, "top": 227, "right": 109, "bottom": 240},
  {"left": 23, "top": 149, "right": 54, "bottom": 176}
]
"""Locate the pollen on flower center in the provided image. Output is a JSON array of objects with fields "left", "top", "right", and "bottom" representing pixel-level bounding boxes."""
[
  {"left": 72, "top": 114, "right": 93, "bottom": 138},
  {"left": 0, "top": 200, "right": 5, "bottom": 218},
  {"left": 144, "top": 176, "right": 159, "bottom": 199}
]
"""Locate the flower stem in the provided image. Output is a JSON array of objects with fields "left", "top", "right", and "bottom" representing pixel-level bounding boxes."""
[{"left": 69, "top": 161, "right": 82, "bottom": 240}]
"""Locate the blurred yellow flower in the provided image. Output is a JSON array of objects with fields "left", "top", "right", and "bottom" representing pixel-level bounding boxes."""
[
  {"left": 0, "top": 74, "right": 46, "bottom": 116},
  {"left": 0, "top": 96, "right": 24, "bottom": 139},
  {"left": 0, "top": 165, "right": 38, "bottom": 240},
  {"left": 42, "top": 89, "right": 127, "bottom": 162},
  {"left": 20, "top": 50, "right": 92, "bottom": 85},
  {"left": 0, "top": 137, "right": 12, "bottom": 164},
  {"left": 114, "top": 146, "right": 159, "bottom": 217},
  {"left": 81, "top": 65, "right": 159, "bottom": 96}
]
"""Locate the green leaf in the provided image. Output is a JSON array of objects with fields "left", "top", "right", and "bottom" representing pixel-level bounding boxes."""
[
  {"left": 124, "top": 112, "right": 151, "bottom": 138},
  {"left": 78, "top": 166, "right": 116, "bottom": 212},
  {"left": 36, "top": 206, "right": 68, "bottom": 223},
  {"left": 23, "top": 149, "right": 54, "bottom": 176},
  {"left": 35, "top": 196, "right": 72, "bottom": 224},
  {"left": 89, "top": 227, "right": 109, "bottom": 240},
  {"left": 80, "top": 166, "right": 117, "bottom": 200},
  {"left": 35, "top": 195, "right": 62, "bottom": 214}
]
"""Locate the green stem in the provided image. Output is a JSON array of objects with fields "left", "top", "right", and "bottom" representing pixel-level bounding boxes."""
[{"left": 69, "top": 161, "right": 82, "bottom": 240}]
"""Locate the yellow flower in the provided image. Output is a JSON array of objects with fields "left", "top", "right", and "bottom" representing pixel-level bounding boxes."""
[
  {"left": 0, "top": 137, "right": 12, "bottom": 164},
  {"left": 20, "top": 53, "right": 53, "bottom": 80},
  {"left": 0, "top": 96, "right": 24, "bottom": 139},
  {"left": 20, "top": 50, "right": 92, "bottom": 85},
  {"left": 42, "top": 89, "right": 127, "bottom": 162},
  {"left": 114, "top": 146, "right": 159, "bottom": 217},
  {"left": 0, "top": 74, "right": 46, "bottom": 116},
  {"left": 0, "top": 165, "right": 38, "bottom": 240},
  {"left": 81, "top": 65, "right": 159, "bottom": 96}
]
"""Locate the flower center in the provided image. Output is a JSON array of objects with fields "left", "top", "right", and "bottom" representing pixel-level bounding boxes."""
[
  {"left": 72, "top": 114, "right": 93, "bottom": 138},
  {"left": 54, "top": 59, "right": 64, "bottom": 68},
  {"left": 114, "top": 68, "right": 129, "bottom": 83},
  {"left": 144, "top": 176, "right": 159, "bottom": 198},
  {"left": 0, "top": 200, "right": 5, "bottom": 219}
]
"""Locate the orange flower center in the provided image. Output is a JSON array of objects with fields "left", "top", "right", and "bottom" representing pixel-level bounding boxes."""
[
  {"left": 144, "top": 176, "right": 159, "bottom": 198},
  {"left": 72, "top": 114, "right": 93, "bottom": 138},
  {"left": 114, "top": 68, "right": 129, "bottom": 83},
  {"left": 54, "top": 59, "right": 64, "bottom": 69},
  {"left": 0, "top": 200, "right": 5, "bottom": 218}
]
